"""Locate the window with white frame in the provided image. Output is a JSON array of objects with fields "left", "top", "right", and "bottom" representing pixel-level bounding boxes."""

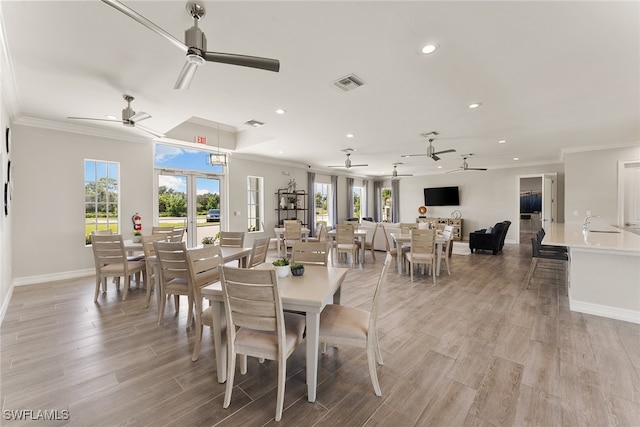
[
  {"left": 353, "top": 185, "right": 364, "bottom": 219},
  {"left": 314, "top": 182, "right": 331, "bottom": 226},
  {"left": 382, "top": 187, "right": 392, "bottom": 222},
  {"left": 85, "top": 160, "right": 119, "bottom": 244},
  {"left": 247, "top": 176, "right": 263, "bottom": 232}
]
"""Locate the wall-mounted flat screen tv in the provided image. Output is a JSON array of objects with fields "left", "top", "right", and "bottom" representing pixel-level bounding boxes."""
[{"left": 424, "top": 186, "right": 460, "bottom": 206}]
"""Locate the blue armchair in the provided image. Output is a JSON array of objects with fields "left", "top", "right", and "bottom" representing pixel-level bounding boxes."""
[{"left": 469, "top": 220, "right": 511, "bottom": 254}]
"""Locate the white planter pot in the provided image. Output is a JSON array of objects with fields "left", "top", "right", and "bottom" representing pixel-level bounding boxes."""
[{"left": 274, "top": 265, "right": 290, "bottom": 277}]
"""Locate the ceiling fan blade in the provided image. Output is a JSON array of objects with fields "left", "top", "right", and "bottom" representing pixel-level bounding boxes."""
[
  {"left": 350, "top": 164, "right": 369, "bottom": 167},
  {"left": 101, "top": 0, "right": 187, "bottom": 53},
  {"left": 174, "top": 60, "right": 200, "bottom": 89},
  {"left": 467, "top": 167, "right": 488, "bottom": 171},
  {"left": 202, "top": 51, "right": 280, "bottom": 72},
  {"left": 136, "top": 124, "right": 165, "bottom": 138},
  {"left": 67, "top": 117, "right": 120, "bottom": 123},
  {"left": 401, "top": 153, "right": 427, "bottom": 158},
  {"left": 433, "top": 149, "right": 456, "bottom": 155},
  {"left": 431, "top": 154, "right": 441, "bottom": 161},
  {"left": 129, "top": 111, "right": 151, "bottom": 123},
  {"left": 446, "top": 168, "right": 464, "bottom": 173}
]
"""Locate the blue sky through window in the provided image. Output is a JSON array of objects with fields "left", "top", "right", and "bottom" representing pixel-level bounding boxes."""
[{"left": 155, "top": 143, "right": 222, "bottom": 194}]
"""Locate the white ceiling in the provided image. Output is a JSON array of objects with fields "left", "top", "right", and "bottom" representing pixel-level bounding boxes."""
[{"left": 1, "top": 1, "right": 638, "bottom": 177}]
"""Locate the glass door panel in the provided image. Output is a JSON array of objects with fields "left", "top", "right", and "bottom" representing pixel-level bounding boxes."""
[
  {"left": 195, "top": 176, "right": 221, "bottom": 246},
  {"left": 157, "top": 172, "right": 188, "bottom": 241}
]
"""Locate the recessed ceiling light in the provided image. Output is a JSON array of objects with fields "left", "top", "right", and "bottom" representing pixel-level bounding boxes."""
[
  {"left": 437, "top": 165, "right": 442, "bottom": 169},
  {"left": 513, "top": 157, "right": 519, "bottom": 161},
  {"left": 275, "top": 109, "right": 286, "bottom": 115},
  {"left": 468, "top": 103, "right": 482, "bottom": 109},
  {"left": 421, "top": 43, "right": 438, "bottom": 54},
  {"left": 106, "top": 115, "right": 117, "bottom": 120},
  {"left": 346, "top": 133, "right": 355, "bottom": 138},
  {"left": 278, "top": 150, "right": 284, "bottom": 154},
  {"left": 498, "top": 140, "right": 507, "bottom": 144}
]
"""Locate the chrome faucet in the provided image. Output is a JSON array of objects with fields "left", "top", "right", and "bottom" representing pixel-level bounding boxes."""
[{"left": 583, "top": 215, "right": 600, "bottom": 229}]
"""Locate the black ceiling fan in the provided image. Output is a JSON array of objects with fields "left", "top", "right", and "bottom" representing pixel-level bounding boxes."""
[
  {"left": 327, "top": 149, "right": 368, "bottom": 169},
  {"left": 401, "top": 137, "right": 456, "bottom": 161},
  {"left": 67, "top": 94, "right": 164, "bottom": 137},
  {"left": 447, "top": 154, "right": 487, "bottom": 173},
  {"left": 102, "top": 0, "right": 280, "bottom": 90}
]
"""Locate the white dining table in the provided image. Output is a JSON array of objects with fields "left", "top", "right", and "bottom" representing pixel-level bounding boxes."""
[
  {"left": 390, "top": 232, "right": 446, "bottom": 275},
  {"left": 326, "top": 228, "right": 368, "bottom": 264},
  {"left": 273, "top": 227, "right": 311, "bottom": 256},
  {"left": 201, "top": 264, "right": 348, "bottom": 403}
]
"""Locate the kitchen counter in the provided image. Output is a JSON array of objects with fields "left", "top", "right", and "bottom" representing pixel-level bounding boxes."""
[{"left": 541, "top": 223, "right": 640, "bottom": 324}]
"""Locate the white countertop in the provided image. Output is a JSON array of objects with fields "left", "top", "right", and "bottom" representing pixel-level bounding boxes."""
[{"left": 543, "top": 223, "right": 640, "bottom": 253}]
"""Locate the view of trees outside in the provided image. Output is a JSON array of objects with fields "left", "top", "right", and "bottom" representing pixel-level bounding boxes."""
[
  {"left": 315, "top": 183, "right": 329, "bottom": 226},
  {"left": 84, "top": 160, "right": 119, "bottom": 241},
  {"left": 353, "top": 187, "right": 362, "bottom": 219},
  {"left": 382, "top": 188, "right": 392, "bottom": 221},
  {"left": 157, "top": 186, "right": 219, "bottom": 217}
]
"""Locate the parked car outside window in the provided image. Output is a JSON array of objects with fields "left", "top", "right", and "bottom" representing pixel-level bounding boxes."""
[{"left": 206, "top": 209, "right": 220, "bottom": 222}]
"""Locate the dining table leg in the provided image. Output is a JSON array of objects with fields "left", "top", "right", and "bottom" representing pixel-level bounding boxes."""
[
  {"left": 305, "top": 311, "right": 320, "bottom": 402},
  {"left": 211, "top": 301, "right": 227, "bottom": 383}
]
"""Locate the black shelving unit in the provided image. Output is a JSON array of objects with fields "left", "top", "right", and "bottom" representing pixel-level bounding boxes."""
[{"left": 276, "top": 189, "right": 308, "bottom": 227}]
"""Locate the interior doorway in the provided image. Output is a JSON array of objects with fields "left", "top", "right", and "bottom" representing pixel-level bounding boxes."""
[{"left": 516, "top": 173, "right": 557, "bottom": 244}]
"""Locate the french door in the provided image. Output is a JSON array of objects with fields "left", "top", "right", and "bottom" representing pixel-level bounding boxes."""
[{"left": 156, "top": 170, "right": 222, "bottom": 248}]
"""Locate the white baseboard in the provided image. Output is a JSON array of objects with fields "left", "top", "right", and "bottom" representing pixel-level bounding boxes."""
[
  {"left": 0, "top": 284, "right": 14, "bottom": 324},
  {"left": 12, "top": 269, "right": 94, "bottom": 287},
  {"left": 570, "top": 299, "right": 640, "bottom": 325}
]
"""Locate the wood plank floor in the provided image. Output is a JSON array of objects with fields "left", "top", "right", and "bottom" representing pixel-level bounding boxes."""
[{"left": 2, "top": 243, "right": 639, "bottom": 426}]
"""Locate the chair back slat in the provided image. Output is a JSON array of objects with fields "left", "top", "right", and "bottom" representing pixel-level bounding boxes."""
[
  {"left": 291, "top": 241, "right": 330, "bottom": 266},
  {"left": 410, "top": 228, "right": 436, "bottom": 254},
  {"left": 335, "top": 224, "right": 355, "bottom": 245},
  {"left": 248, "top": 237, "right": 270, "bottom": 268},
  {"left": 219, "top": 231, "right": 245, "bottom": 248},
  {"left": 91, "top": 234, "right": 127, "bottom": 266},
  {"left": 187, "top": 245, "right": 222, "bottom": 290},
  {"left": 154, "top": 241, "right": 189, "bottom": 282},
  {"left": 220, "top": 267, "right": 283, "bottom": 334}
]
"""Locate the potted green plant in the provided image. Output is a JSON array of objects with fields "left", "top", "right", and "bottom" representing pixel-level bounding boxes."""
[
  {"left": 132, "top": 231, "right": 142, "bottom": 243},
  {"left": 201, "top": 236, "right": 218, "bottom": 246},
  {"left": 290, "top": 262, "right": 305, "bottom": 276},
  {"left": 272, "top": 257, "right": 290, "bottom": 277},
  {"left": 288, "top": 196, "right": 297, "bottom": 209}
]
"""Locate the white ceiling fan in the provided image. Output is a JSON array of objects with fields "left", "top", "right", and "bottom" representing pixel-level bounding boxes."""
[
  {"left": 447, "top": 154, "right": 488, "bottom": 173},
  {"left": 101, "top": 0, "right": 280, "bottom": 90},
  {"left": 402, "top": 133, "right": 456, "bottom": 161},
  {"left": 384, "top": 163, "right": 413, "bottom": 179},
  {"left": 67, "top": 94, "right": 164, "bottom": 137},
  {"left": 327, "top": 149, "right": 368, "bottom": 169}
]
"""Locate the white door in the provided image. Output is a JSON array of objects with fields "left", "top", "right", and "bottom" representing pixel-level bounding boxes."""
[{"left": 541, "top": 173, "right": 555, "bottom": 229}]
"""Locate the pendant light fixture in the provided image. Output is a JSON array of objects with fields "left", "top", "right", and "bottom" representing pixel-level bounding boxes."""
[{"left": 209, "top": 123, "right": 227, "bottom": 166}]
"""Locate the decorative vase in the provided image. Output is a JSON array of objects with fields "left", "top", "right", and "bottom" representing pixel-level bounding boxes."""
[
  {"left": 275, "top": 265, "right": 290, "bottom": 277},
  {"left": 291, "top": 266, "right": 305, "bottom": 276}
]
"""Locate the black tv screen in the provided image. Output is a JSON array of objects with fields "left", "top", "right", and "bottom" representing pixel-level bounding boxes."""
[{"left": 424, "top": 186, "right": 460, "bottom": 206}]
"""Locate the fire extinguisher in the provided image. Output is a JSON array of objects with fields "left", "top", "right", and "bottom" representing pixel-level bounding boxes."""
[{"left": 132, "top": 213, "right": 142, "bottom": 231}]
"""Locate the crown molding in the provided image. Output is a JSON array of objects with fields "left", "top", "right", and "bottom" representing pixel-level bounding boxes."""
[{"left": 13, "top": 116, "right": 153, "bottom": 144}]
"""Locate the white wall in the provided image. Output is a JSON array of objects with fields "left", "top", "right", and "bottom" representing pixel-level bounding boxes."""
[
  {"left": 11, "top": 124, "right": 154, "bottom": 284},
  {"left": 398, "top": 164, "right": 564, "bottom": 243},
  {"left": 565, "top": 146, "right": 640, "bottom": 225},
  {"left": 0, "top": 88, "right": 12, "bottom": 320}
]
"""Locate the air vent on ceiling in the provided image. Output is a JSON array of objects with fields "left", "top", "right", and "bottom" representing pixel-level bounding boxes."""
[
  {"left": 332, "top": 74, "right": 366, "bottom": 92},
  {"left": 244, "top": 119, "right": 265, "bottom": 128}
]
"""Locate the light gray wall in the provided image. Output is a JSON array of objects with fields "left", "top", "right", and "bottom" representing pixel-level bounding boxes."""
[
  {"left": 565, "top": 146, "right": 640, "bottom": 225},
  {"left": 398, "top": 164, "right": 564, "bottom": 243},
  {"left": 0, "top": 89, "right": 12, "bottom": 319},
  {"left": 11, "top": 124, "right": 154, "bottom": 283}
]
